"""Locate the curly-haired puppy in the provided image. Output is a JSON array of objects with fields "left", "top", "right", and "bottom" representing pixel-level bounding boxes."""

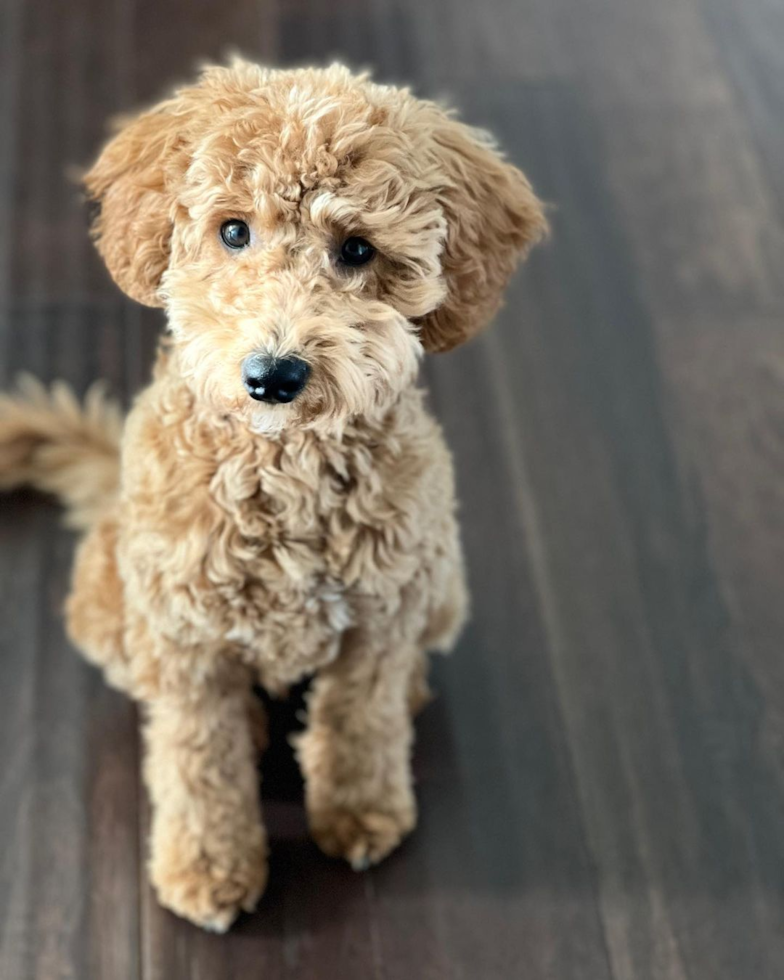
[{"left": 0, "top": 59, "right": 546, "bottom": 930}]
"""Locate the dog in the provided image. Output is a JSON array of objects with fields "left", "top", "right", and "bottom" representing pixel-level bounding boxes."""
[{"left": 0, "top": 59, "right": 546, "bottom": 931}]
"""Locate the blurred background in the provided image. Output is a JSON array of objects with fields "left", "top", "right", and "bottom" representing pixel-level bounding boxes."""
[{"left": 2, "top": 0, "right": 784, "bottom": 977}]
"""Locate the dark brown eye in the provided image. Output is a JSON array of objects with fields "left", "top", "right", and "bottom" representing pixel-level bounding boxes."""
[
  {"left": 220, "top": 219, "right": 251, "bottom": 249},
  {"left": 340, "top": 236, "right": 375, "bottom": 267}
]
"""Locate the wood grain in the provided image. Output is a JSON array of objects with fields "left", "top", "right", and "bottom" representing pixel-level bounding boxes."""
[{"left": 1, "top": 0, "right": 784, "bottom": 977}]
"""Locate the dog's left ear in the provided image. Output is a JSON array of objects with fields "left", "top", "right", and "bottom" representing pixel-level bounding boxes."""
[
  {"left": 416, "top": 108, "right": 548, "bottom": 353},
  {"left": 83, "top": 92, "right": 198, "bottom": 307}
]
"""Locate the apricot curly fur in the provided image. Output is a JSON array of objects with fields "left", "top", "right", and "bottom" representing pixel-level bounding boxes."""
[{"left": 0, "top": 59, "right": 546, "bottom": 930}]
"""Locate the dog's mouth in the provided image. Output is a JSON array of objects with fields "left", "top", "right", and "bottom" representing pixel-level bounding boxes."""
[{"left": 247, "top": 402, "right": 293, "bottom": 437}]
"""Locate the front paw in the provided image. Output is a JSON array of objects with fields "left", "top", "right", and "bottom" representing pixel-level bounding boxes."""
[
  {"left": 309, "top": 803, "right": 416, "bottom": 870},
  {"left": 151, "top": 829, "right": 268, "bottom": 932}
]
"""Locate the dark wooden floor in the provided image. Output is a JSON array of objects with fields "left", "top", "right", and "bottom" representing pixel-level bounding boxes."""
[{"left": 2, "top": 0, "right": 784, "bottom": 977}]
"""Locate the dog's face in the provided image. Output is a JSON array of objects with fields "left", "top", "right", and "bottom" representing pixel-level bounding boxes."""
[{"left": 85, "top": 61, "right": 546, "bottom": 434}]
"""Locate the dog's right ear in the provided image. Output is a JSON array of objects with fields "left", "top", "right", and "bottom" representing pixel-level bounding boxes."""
[{"left": 83, "top": 93, "right": 197, "bottom": 307}]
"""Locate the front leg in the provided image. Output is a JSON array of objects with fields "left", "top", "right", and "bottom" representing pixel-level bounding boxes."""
[
  {"left": 297, "top": 629, "right": 420, "bottom": 869},
  {"left": 144, "top": 681, "right": 268, "bottom": 931}
]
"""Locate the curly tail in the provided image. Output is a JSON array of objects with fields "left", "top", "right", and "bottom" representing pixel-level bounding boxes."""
[{"left": 0, "top": 375, "right": 122, "bottom": 530}]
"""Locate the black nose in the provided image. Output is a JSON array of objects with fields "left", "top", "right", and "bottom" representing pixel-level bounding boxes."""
[{"left": 241, "top": 354, "right": 310, "bottom": 404}]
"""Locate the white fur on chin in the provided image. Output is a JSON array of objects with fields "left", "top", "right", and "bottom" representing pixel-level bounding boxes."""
[{"left": 248, "top": 407, "right": 290, "bottom": 438}]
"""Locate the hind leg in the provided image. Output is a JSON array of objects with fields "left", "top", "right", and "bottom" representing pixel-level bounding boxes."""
[
  {"left": 65, "top": 512, "right": 131, "bottom": 693},
  {"left": 409, "top": 547, "right": 468, "bottom": 715},
  {"left": 407, "top": 650, "right": 433, "bottom": 716},
  {"left": 421, "top": 552, "right": 469, "bottom": 654}
]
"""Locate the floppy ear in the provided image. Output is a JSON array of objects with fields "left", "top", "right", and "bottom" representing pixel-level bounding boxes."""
[
  {"left": 417, "top": 110, "right": 548, "bottom": 353},
  {"left": 83, "top": 94, "right": 196, "bottom": 307}
]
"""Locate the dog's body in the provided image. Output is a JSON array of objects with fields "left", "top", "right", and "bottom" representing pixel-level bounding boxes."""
[
  {"left": 70, "top": 361, "right": 463, "bottom": 698},
  {"left": 0, "top": 60, "right": 545, "bottom": 930}
]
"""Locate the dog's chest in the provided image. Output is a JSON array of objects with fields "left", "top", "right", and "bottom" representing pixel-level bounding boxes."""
[
  {"left": 222, "top": 431, "right": 419, "bottom": 581},
  {"left": 208, "top": 426, "right": 426, "bottom": 682}
]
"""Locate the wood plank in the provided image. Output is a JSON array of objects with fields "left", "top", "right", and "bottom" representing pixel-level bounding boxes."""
[
  {"left": 3, "top": 0, "right": 784, "bottom": 976},
  {"left": 0, "top": 7, "right": 150, "bottom": 976},
  {"left": 527, "top": 0, "right": 784, "bottom": 324},
  {"left": 701, "top": 0, "right": 784, "bottom": 220},
  {"left": 471, "top": 79, "right": 784, "bottom": 978},
  {"left": 535, "top": 3, "right": 784, "bottom": 971},
  {"left": 564, "top": 1, "right": 784, "bottom": 972},
  {"left": 0, "top": 311, "right": 141, "bottom": 980}
]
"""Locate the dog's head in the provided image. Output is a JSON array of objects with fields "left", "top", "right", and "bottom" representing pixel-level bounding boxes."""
[{"left": 85, "top": 60, "right": 546, "bottom": 434}]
